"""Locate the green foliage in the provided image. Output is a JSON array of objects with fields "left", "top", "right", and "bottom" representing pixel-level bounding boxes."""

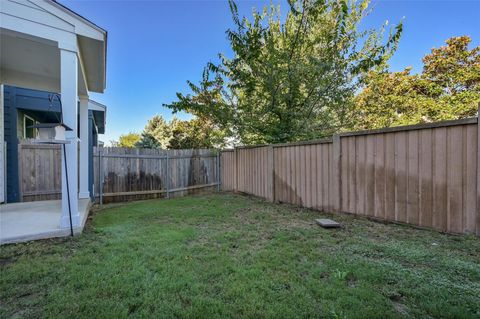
[
  {"left": 165, "top": 0, "right": 402, "bottom": 144},
  {"left": 1, "top": 194, "right": 479, "bottom": 318},
  {"left": 136, "top": 115, "right": 170, "bottom": 149},
  {"left": 135, "top": 115, "right": 228, "bottom": 149},
  {"left": 117, "top": 132, "right": 141, "bottom": 148},
  {"left": 333, "top": 269, "right": 349, "bottom": 281},
  {"left": 168, "top": 117, "right": 227, "bottom": 149},
  {"left": 135, "top": 132, "right": 161, "bottom": 149},
  {"left": 354, "top": 36, "right": 480, "bottom": 129}
]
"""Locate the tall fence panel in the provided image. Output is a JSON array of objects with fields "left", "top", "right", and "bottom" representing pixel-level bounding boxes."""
[
  {"left": 235, "top": 146, "right": 270, "bottom": 200},
  {"left": 220, "top": 150, "right": 236, "bottom": 191},
  {"left": 338, "top": 122, "right": 478, "bottom": 234},
  {"left": 221, "top": 114, "right": 479, "bottom": 236},
  {"left": 273, "top": 141, "right": 334, "bottom": 211}
]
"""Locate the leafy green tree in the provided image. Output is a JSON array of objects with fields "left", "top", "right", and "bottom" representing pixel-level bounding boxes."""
[
  {"left": 354, "top": 36, "right": 480, "bottom": 129},
  {"left": 165, "top": 0, "right": 402, "bottom": 144},
  {"left": 168, "top": 117, "right": 227, "bottom": 149},
  {"left": 117, "top": 132, "right": 141, "bottom": 148},
  {"left": 135, "top": 115, "right": 227, "bottom": 149}
]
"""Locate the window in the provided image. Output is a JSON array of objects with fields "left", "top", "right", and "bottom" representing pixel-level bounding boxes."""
[{"left": 24, "top": 115, "right": 37, "bottom": 139}]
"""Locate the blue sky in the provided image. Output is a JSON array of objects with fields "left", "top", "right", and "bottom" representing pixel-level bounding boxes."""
[{"left": 60, "top": 0, "right": 480, "bottom": 144}]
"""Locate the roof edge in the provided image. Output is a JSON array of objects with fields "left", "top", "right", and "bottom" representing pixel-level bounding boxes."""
[
  {"left": 88, "top": 99, "right": 107, "bottom": 112},
  {"left": 50, "top": 0, "right": 107, "bottom": 35}
]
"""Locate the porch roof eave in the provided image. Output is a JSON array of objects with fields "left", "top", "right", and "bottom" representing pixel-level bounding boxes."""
[
  {"left": 43, "top": 0, "right": 107, "bottom": 93},
  {"left": 88, "top": 99, "right": 107, "bottom": 134},
  {"left": 0, "top": 0, "right": 107, "bottom": 94}
]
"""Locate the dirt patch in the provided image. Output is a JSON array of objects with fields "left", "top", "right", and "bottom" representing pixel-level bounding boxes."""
[{"left": 392, "top": 300, "right": 409, "bottom": 316}]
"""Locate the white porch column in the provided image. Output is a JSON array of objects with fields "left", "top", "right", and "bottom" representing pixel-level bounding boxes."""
[
  {"left": 60, "top": 47, "right": 80, "bottom": 228},
  {"left": 78, "top": 97, "right": 90, "bottom": 199}
]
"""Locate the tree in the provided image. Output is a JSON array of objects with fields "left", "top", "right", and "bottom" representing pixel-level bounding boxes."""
[
  {"left": 168, "top": 117, "right": 227, "bottom": 149},
  {"left": 117, "top": 132, "right": 141, "bottom": 148},
  {"left": 136, "top": 115, "right": 170, "bottom": 149},
  {"left": 135, "top": 115, "right": 228, "bottom": 149},
  {"left": 165, "top": 0, "right": 402, "bottom": 144},
  {"left": 135, "top": 133, "right": 161, "bottom": 149},
  {"left": 354, "top": 36, "right": 480, "bottom": 129}
]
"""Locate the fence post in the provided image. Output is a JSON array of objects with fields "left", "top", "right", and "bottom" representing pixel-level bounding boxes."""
[
  {"left": 477, "top": 103, "right": 480, "bottom": 236},
  {"left": 99, "top": 147, "right": 103, "bottom": 207},
  {"left": 217, "top": 151, "right": 221, "bottom": 192},
  {"left": 166, "top": 152, "right": 170, "bottom": 199},
  {"left": 267, "top": 145, "right": 275, "bottom": 202},
  {"left": 234, "top": 147, "right": 238, "bottom": 192},
  {"left": 333, "top": 134, "right": 342, "bottom": 212},
  {"left": 17, "top": 143, "right": 23, "bottom": 202}
]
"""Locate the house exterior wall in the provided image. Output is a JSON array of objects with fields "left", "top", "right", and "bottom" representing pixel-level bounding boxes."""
[
  {"left": 88, "top": 110, "right": 98, "bottom": 199},
  {"left": 1, "top": 0, "right": 107, "bottom": 234},
  {"left": 2, "top": 85, "right": 103, "bottom": 203},
  {"left": 3, "top": 85, "right": 19, "bottom": 202},
  {"left": 3, "top": 86, "right": 50, "bottom": 202}
]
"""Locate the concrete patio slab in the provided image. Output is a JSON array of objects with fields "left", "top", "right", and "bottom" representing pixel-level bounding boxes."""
[{"left": 0, "top": 199, "right": 91, "bottom": 245}]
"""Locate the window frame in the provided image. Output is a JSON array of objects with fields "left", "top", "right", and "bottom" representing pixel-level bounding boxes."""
[{"left": 23, "top": 114, "right": 38, "bottom": 139}]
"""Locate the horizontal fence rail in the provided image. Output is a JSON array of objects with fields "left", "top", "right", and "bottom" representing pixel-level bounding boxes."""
[{"left": 221, "top": 112, "right": 480, "bottom": 236}]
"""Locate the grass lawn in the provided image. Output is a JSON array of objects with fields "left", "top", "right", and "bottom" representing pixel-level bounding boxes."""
[{"left": 1, "top": 193, "right": 479, "bottom": 318}]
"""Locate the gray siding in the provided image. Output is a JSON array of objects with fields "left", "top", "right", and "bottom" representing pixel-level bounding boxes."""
[
  {"left": 3, "top": 86, "right": 61, "bottom": 202},
  {"left": 3, "top": 85, "right": 102, "bottom": 202},
  {"left": 3, "top": 86, "right": 19, "bottom": 202}
]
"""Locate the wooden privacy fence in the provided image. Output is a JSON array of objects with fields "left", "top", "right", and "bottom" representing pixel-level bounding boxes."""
[
  {"left": 93, "top": 147, "right": 220, "bottom": 204},
  {"left": 18, "top": 142, "right": 62, "bottom": 202},
  {"left": 17, "top": 145, "right": 220, "bottom": 203},
  {"left": 221, "top": 114, "right": 480, "bottom": 236}
]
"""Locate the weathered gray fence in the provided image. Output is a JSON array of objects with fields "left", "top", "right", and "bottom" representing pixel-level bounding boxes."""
[
  {"left": 18, "top": 142, "right": 62, "bottom": 202},
  {"left": 221, "top": 113, "right": 480, "bottom": 236},
  {"left": 17, "top": 145, "right": 220, "bottom": 203},
  {"left": 93, "top": 147, "right": 220, "bottom": 204}
]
